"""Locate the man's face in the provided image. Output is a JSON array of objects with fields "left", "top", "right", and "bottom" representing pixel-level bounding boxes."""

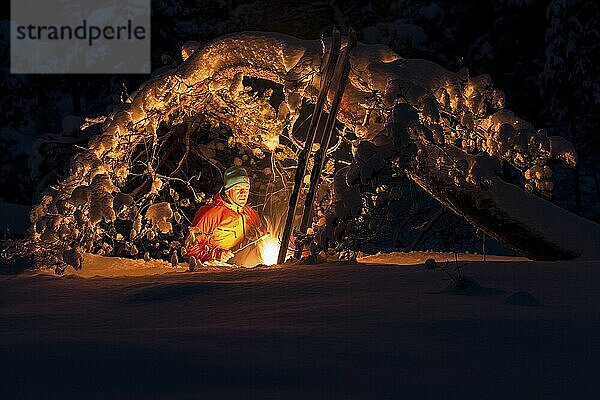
[{"left": 227, "top": 183, "right": 250, "bottom": 206}]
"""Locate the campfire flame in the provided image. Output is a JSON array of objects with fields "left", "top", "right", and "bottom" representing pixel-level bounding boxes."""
[
  {"left": 258, "top": 235, "right": 280, "bottom": 266},
  {"left": 255, "top": 211, "right": 285, "bottom": 266}
]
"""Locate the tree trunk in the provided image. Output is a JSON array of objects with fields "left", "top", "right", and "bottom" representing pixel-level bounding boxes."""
[{"left": 407, "top": 144, "right": 600, "bottom": 260}]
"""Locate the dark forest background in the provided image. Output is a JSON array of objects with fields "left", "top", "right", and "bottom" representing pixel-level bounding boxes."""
[{"left": 1, "top": 0, "right": 598, "bottom": 227}]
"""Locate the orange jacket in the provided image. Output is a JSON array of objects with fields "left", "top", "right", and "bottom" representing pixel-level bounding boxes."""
[{"left": 185, "top": 193, "right": 262, "bottom": 262}]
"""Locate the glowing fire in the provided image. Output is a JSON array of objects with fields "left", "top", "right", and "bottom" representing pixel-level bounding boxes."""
[{"left": 259, "top": 235, "right": 280, "bottom": 265}]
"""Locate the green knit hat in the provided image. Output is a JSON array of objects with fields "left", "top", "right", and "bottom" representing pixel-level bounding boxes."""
[{"left": 223, "top": 166, "right": 250, "bottom": 191}]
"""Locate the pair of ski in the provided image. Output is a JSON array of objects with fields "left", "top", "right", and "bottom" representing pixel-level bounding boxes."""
[{"left": 277, "top": 27, "right": 357, "bottom": 264}]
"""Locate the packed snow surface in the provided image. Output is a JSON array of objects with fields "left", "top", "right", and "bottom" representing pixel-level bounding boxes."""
[{"left": 1, "top": 253, "right": 598, "bottom": 399}]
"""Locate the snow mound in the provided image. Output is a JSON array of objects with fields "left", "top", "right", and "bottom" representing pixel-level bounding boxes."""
[
  {"left": 358, "top": 251, "right": 527, "bottom": 265},
  {"left": 48, "top": 253, "right": 182, "bottom": 278}
]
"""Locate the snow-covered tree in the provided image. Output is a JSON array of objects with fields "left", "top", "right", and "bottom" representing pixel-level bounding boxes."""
[{"left": 4, "top": 31, "right": 599, "bottom": 274}]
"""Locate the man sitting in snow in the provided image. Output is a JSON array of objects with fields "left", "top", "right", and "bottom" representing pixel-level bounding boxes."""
[{"left": 185, "top": 166, "right": 266, "bottom": 265}]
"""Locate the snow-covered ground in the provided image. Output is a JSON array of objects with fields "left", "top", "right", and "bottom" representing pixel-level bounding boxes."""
[{"left": 1, "top": 253, "right": 598, "bottom": 399}]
